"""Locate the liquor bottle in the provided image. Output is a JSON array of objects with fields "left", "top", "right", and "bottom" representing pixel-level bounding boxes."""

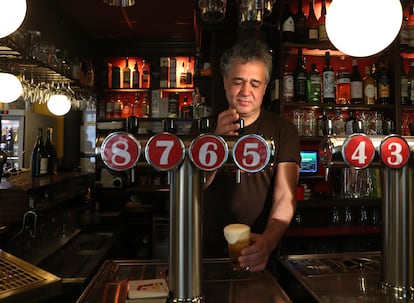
[
  {"left": 141, "top": 92, "right": 150, "bottom": 118},
  {"left": 401, "top": 59, "right": 409, "bottom": 105},
  {"left": 123, "top": 57, "right": 131, "bottom": 88},
  {"left": 180, "top": 61, "right": 187, "bottom": 85},
  {"left": 333, "top": 110, "right": 345, "bottom": 136},
  {"left": 44, "top": 127, "right": 57, "bottom": 175},
  {"left": 180, "top": 96, "right": 191, "bottom": 118},
  {"left": 122, "top": 97, "right": 132, "bottom": 117},
  {"left": 401, "top": 1, "right": 409, "bottom": 47},
  {"left": 281, "top": 0, "right": 295, "bottom": 43},
  {"left": 408, "top": 0, "right": 414, "bottom": 47},
  {"left": 294, "top": 0, "right": 307, "bottom": 43},
  {"left": 376, "top": 58, "right": 390, "bottom": 104},
  {"left": 132, "top": 61, "right": 140, "bottom": 88},
  {"left": 363, "top": 66, "right": 376, "bottom": 105},
  {"left": 282, "top": 56, "right": 294, "bottom": 102},
  {"left": 133, "top": 92, "right": 142, "bottom": 117},
  {"left": 31, "top": 128, "right": 47, "bottom": 177},
  {"left": 186, "top": 57, "right": 193, "bottom": 85},
  {"left": 5, "top": 126, "right": 13, "bottom": 152},
  {"left": 350, "top": 59, "right": 363, "bottom": 104},
  {"left": 141, "top": 60, "right": 150, "bottom": 88},
  {"left": 322, "top": 51, "right": 335, "bottom": 103},
  {"left": 168, "top": 92, "right": 179, "bottom": 118},
  {"left": 408, "top": 61, "right": 414, "bottom": 105},
  {"left": 111, "top": 65, "right": 121, "bottom": 88},
  {"left": 294, "top": 48, "right": 307, "bottom": 102},
  {"left": 307, "top": 63, "right": 321, "bottom": 102},
  {"left": 318, "top": 0, "right": 328, "bottom": 42},
  {"left": 114, "top": 95, "right": 123, "bottom": 118},
  {"left": 345, "top": 110, "right": 356, "bottom": 135},
  {"left": 336, "top": 56, "right": 351, "bottom": 104},
  {"left": 317, "top": 109, "right": 330, "bottom": 136},
  {"left": 306, "top": 0, "right": 318, "bottom": 42}
]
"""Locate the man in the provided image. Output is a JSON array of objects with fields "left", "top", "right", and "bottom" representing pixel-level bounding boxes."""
[{"left": 201, "top": 39, "right": 301, "bottom": 272}]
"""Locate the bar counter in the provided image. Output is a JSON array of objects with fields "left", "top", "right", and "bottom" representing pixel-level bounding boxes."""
[{"left": 76, "top": 258, "right": 292, "bottom": 303}]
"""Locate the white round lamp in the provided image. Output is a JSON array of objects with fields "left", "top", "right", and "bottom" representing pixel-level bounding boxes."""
[
  {"left": 0, "top": 72, "right": 23, "bottom": 103},
  {"left": 47, "top": 94, "right": 71, "bottom": 116},
  {"left": 326, "top": 0, "right": 402, "bottom": 57},
  {"left": 0, "top": 0, "right": 27, "bottom": 38}
]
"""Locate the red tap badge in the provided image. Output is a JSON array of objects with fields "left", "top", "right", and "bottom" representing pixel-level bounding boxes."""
[
  {"left": 232, "top": 134, "right": 271, "bottom": 173},
  {"left": 145, "top": 133, "right": 185, "bottom": 171},
  {"left": 100, "top": 132, "right": 141, "bottom": 171},
  {"left": 189, "top": 134, "right": 228, "bottom": 171},
  {"left": 380, "top": 135, "right": 411, "bottom": 169},
  {"left": 342, "top": 134, "right": 375, "bottom": 169}
]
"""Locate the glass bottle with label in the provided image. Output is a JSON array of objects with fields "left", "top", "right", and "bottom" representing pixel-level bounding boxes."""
[
  {"left": 122, "top": 97, "right": 132, "bottom": 117},
  {"left": 401, "top": 58, "right": 409, "bottom": 105},
  {"left": 294, "top": 0, "right": 307, "bottom": 43},
  {"left": 350, "top": 59, "right": 363, "bottom": 104},
  {"left": 133, "top": 92, "right": 142, "bottom": 117},
  {"left": 318, "top": 0, "right": 328, "bottom": 42},
  {"left": 141, "top": 92, "right": 150, "bottom": 118},
  {"left": 307, "top": 63, "right": 321, "bottom": 103},
  {"left": 408, "top": 61, "right": 414, "bottom": 105},
  {"left": 294, "top": 48, "right": 307, "bottom": 102},
  {"left": 31, "top": 128, "right": 47, "bottom": 177},
  {"left": 132, "top": 61, "right": 140, "bottom": 88},
  {"left": 336, "top": 56, "right": 351, "bottom": 104},
  {"left": 281, "top": 0, "right": 295, "bottom": 42},
  {"left": 363, "top": 66, "right": 376, "bottom": 105},
  {"left": 306, "top": 0, "right": 318, "bottom": 42},
  {"left": 123, "top": 57, "right": 131, "bottom": 89},
  {"left": 322, "top": 51, "right": 335, "bottom": 104},
  {"left": 345, "top": 110, "right": 356, "bottom": 135},
  {"left": 44, "top": 127, "right": 57, "bottom": 175},
  {"left": 141, "top": 60, "right": 150, "bottom": 88},
  {"left": 168, "top": 92, "right": 179, "bottom": 118},
  {"left": 186, "top": 57, "right": 193, "bottom": 85},
  {"left": 282, "top": 55, "right": 294, "bottom": 102},
  {"left": 376, "top": 58, "right": 390, "bottom": 104},
  {"left": 114, "top": 95, "right": 123, "bottom": 118}
]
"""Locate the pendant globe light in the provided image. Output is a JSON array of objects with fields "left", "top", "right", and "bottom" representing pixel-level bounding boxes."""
[
  {"left": 47, "top": 94, "right": 71, "bottom": 116},
  {"left": 0, "top": 0, "right": 27, "bottom": 38},
  {"left": 0, "top": 73, "right": 23, "bottom": 103},
  {"left": 326, "top": 0, "right": 402, "bottom": 57}
]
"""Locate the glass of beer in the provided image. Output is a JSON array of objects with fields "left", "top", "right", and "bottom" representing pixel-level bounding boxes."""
[{"left": 223, "top": 223, "right": 250, "bottom": 271}]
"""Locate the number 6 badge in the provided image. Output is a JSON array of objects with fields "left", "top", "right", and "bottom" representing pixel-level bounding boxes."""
[{"left": 189, "top": 134, "right": 228, "bottom": 171}]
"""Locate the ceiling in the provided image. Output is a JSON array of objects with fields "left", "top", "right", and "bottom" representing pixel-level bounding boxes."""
[{"left": 54, "top": 0, "right": 204, "bottom": 43}]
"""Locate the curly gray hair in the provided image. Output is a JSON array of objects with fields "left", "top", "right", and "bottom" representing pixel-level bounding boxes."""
[{"left": 220, "top": 39, "right": 273, "bottom": 83}]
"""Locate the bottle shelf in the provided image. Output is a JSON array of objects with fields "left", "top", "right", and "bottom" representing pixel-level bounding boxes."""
[
  {"left": 281, "top": 102, "right": 395, "bottom": 110},
  {"left": 296, "top": 198, "right": 381, "bottom": 209},
  {"left": 285, "top": 225, "right": 381, "bottom": 238}
]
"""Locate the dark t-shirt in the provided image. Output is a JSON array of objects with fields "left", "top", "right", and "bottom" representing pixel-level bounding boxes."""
[{"left": 201, "top": 110, "right": 301, "bottom": 257}]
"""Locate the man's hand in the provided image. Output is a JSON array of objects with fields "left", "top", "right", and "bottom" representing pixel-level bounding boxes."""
[
  {"left": 215, "top": 109, "right": 241, "bottom": 136},
  {"left": 238, "top": 233, "right": 272, "bottom": 272}
]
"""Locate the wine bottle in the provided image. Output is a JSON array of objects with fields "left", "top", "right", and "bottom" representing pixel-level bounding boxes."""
[
  {"left": 123, "top": 57, "right": 131, "bottom": 88},
  {"left": 363, "top": 66, "right": 376, "bottom": 105},
  {"left": 294, "top": 48, "right": 307, "bottom": 102},
  {"left": 376, "top": 58, "right": 390, "bottom": 105},
  {"left": 294, "top": 0, "right": 307, "bottom": 43},
  {"left": 141, "top": 60, "right": 150, "bottom": 88},
  {"left": 408, "top": 61, "right": 414, "bottom": 105},
  {"left": 401, "top": 58, "right": 409, "bottom": 105},
  {"left": 281, "top": 0, "right": 295, "bottom": 43},
  {"left": 141, "top": 92, "right": 150, "bottom": 118},
  {"left": 322, "top": 51, "right": 335, "bottom": 103},
  {"left": 132, "top": 61, "right": 140, "bottom": 88},
  {"left": 306, "top": 0, "right": 318, "bottom": 42},
  {"left": 186, "top": 57, "right": 193, "bottom": 85},
  {"left": 350, "top": 59, "right": 363, "bottom": 104},
  {"left": 44, "top": 127, "right": 57, "bottom": 175},
  {"left": 307, "top": 63, "right": 321, "bottom": 102},
  {"left": 318, "top": 0, "right": 328, "bottom": 42},
  {"left": 336, "top": 55, "right": 351, "bottom": 104},
  {"left": 133, "top": 92, "right": 142, "bottom": 117},
  {"left": 31, "top": 128, "right": 47, "bottom": 177},
  {"left": 282, "top": 55, "right": 294, "bottom": 102},
  {"left": 122, "top": 97, "right": 132, "bottom": 117}
]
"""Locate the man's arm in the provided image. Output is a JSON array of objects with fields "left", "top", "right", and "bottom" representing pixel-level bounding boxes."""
[{"left": 239, "top": 161, "right": 299, "bottom": 271}]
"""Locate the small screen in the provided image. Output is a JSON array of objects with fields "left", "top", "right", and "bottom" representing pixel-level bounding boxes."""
[{"left": 300, "top": 150, "right": 318, "bottom": 174}]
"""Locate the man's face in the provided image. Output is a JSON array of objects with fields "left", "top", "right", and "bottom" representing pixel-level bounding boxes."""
[{"left": 223, "top": 58, "right": 268, "bottom": 123}]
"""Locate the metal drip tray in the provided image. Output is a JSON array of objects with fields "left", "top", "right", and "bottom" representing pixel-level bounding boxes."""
[
  {"left": 279, "top": 251, "right": 406, "bottom": 302},
  {"left": 0, "top": 249, "right": 61, "bottom": 303},
  {"left": 288, "top": 253, "right": 381, "bottom": 276}
]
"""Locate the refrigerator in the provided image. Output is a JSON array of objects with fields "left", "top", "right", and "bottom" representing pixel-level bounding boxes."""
[{"left": 1, "top": 109, "right": 57, "bottom": 171}]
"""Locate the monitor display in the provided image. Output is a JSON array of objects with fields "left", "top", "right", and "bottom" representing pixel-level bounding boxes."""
[{"left": 300, "top": 150, "right": 319, "bottom": 174}]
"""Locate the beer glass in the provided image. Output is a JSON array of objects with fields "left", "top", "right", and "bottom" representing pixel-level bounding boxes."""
[{"left": 223, "top": 223, "right": 250, "bottom": 271}]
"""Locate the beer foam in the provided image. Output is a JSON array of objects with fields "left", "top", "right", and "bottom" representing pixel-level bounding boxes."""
[{"left": 223, "top": 224, "right": 250, "bottom": 245}]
